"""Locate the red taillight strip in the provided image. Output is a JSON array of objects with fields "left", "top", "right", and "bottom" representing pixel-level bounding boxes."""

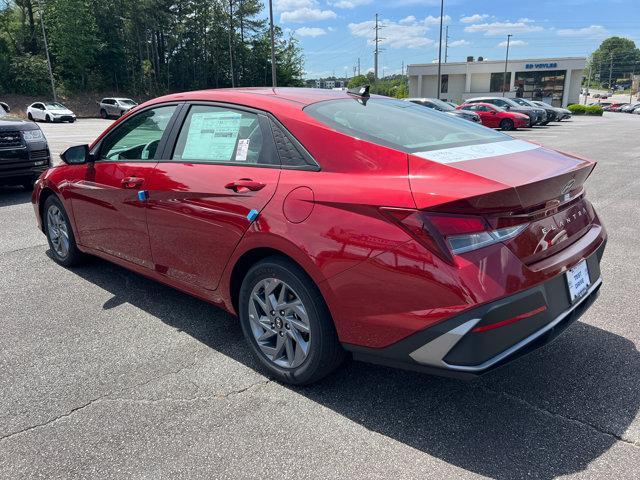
[{"left": 471, "top": 305, "right": 548, "bottom": 333}]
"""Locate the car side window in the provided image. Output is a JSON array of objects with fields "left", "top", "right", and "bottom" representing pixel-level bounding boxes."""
[
  {"left": 172, "top": 105, "right": 272, "bottom": 166},
  {"left": 99, "top": 105, "right": 177, "bottom": 161}
]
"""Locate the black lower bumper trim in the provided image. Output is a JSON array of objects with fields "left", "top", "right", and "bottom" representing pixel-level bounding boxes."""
[{"left": 343, "top": 241, "right": 606, "bottom": 379}]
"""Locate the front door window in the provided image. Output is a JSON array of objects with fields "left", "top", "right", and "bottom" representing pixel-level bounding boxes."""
[{"left": 100, "top": 105, "right": 177, "bottom": 161}]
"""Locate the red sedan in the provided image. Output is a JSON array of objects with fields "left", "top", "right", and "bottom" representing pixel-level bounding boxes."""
[
  {"left": 457, "top": 102, "right": 530, "bottom": 130},
  {"left": 32, "top": 87, "right": 606, "bottom": 384}
]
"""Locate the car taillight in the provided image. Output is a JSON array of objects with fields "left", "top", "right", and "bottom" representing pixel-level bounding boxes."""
[{"left": 380, "top": 208, "right": 528, "bottom": 263}]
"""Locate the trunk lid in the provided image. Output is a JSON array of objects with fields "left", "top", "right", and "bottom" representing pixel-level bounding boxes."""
[{"left": 408, "top": 139, "right": 597, "bottom": 263}]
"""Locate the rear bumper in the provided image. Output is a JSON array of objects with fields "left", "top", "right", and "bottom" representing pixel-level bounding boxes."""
[{"left": 344, "top": 241, "right": 605, "bottom": 379}]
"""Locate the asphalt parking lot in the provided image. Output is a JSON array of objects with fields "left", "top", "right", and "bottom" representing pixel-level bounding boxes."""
[{"left": 1, "top": 114, "right": 639, "bottom": 479}]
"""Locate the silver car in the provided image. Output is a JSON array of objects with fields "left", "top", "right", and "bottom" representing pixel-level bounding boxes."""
[{"left": 98, "top": 97, "right": 138, "bottom": 119}]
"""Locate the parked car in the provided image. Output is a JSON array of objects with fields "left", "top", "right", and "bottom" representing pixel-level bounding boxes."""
[
  {"left": 405, "top": 97, "right": 481, "bottom": 123},
  {"left": 98, "top": 97, "right": 138, "bottom": 119},
  {"left": 464, "top": 96, "right": 546, "bottom": 126},
  {"left": 32, "top": 87, "right": 606, "bottom": 385},
  {"left": 511, "top": 98, "right": 556, "bottom": 124},
  {"left": 620, "top": 102, "right": 640, "bottom": 113},
  {"left": 457, "top": 102, "right": 529, "bottom": 130},
  {"left": 1, "top": 104, "right": 51, "bottom": 189},
  {"left": 603, "top": 103, "right": 626, "bottom": 111},
  {"left": 531, "top": 101, "right": 572, "bottom": 120},
  {"left": 27, "top": 102, "right": 76, "bottom": 123}
]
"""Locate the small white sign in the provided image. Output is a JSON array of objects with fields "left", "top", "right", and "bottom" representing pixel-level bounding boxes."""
[
  {"left": 235, "top": 138, "right": 250, "bottom": 162},
  {"left": 566, "top": 260, "right": 591, "bottom": 302}
]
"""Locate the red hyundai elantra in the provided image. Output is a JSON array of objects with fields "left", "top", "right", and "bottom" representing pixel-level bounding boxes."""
[
  {"left": 32, "top": 87, "right": 606, "bottom": 384},
  {"left": 457, "top": 102, "right": 530, "bottom": 130}
]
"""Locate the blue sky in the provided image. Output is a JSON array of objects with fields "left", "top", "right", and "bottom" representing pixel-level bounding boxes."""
[{"left": 268, "top": 0, "right": 640, "bottom": 78}]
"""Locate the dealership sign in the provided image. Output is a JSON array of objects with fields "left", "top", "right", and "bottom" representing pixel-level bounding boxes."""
[{"left": 525, "top": 62, "right": 559, "bottom": 69}]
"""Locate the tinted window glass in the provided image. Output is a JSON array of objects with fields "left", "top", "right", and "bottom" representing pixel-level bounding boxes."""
[
  {"left": 100, "top": 105, "right": 176, "bottom": 161},
  {"left": 305, "top": 98, "right": 508, "bottom": 153},
  {"left": 173, "top": 106, "right": 268, "bottom": 165}
]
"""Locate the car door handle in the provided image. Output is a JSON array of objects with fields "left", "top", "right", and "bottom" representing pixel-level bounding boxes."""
[
  {"left": 225, "top": 178, "right": 266, "bottom": 193},
  {"left": 121, "top": 177, "right": 144, "bottom": 189}
]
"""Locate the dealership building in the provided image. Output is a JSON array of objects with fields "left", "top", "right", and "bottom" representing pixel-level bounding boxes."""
[{"left": 407, "top": 57, "right": 586, "bottom": 107}]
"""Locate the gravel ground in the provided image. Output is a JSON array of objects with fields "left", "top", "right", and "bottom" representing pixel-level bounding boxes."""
[{"left": 0, "top": 113, "right": 638, "bottom": 479}]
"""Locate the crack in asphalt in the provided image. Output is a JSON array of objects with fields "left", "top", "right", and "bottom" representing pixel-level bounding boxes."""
[
  {"left": 0, "top": 243, "right": 47, "bottom": 257},
  {"left": 0, "top": 355, "right": 205, "bottom": 443},
  {"left": 477, "top": 384, "right": 640, "bottom": 449}
]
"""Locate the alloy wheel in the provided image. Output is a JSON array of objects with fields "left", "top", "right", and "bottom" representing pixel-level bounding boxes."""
[
  {"left": 248, "top": 278, "right": 311, "bottom": 369},
  {"left": 46, "top": 205, "right": 70, "bottom": 258}
]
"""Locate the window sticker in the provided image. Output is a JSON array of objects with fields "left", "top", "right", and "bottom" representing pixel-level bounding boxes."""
[
  {"left": 235, "top": 139, "right": 250, "bottom": 162},
  {"left": 182, "top": 111, "right": 241, "bottom": 161}
]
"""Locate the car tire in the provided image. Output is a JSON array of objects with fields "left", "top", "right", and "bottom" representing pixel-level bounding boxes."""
[
  {"left": 540, "top": 121, "right": 550, "bottom": 126},
  {"left": 238, "top": 256, "right": 345, "bottom": 385},
  {"left": 500, "top": 119, "right": 515, "bottom": 130},
  {"left": 45, "top": 114, "right": 51, "bottom": 123},
  {"left": 43, "top": 195, "right": 84, "bottom": 267},
  {"left": 69, "top": 118, "right": 76, "bottom": 123},
  {"left": 100, "top": 109, "right": 108, "bottom": 119},
  {"left": 27, "top": 112, "right": 34, "bottom": 121}
]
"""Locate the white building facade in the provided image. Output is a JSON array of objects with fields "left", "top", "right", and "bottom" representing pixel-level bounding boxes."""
[{"left": 407, "top": 57, "right": 586, "bottom": 107}]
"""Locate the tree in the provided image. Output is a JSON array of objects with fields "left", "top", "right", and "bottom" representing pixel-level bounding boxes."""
[
  {"left": 0, "top": 0, "right": 305, "bottom": 95},
  {"left": 588, "top": 37, "right": 640, "bottom": 87}
]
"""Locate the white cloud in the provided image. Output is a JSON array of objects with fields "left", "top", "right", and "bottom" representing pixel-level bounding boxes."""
[
  {"left": 295, "top": 26, "right": 327, "bottom": 37},
  {"left": 498, "top": 39, "right": 527, "bottom": 47},
  {"left": 424, "top": 15, "right": 451, "bottom": 26},
  {"left": 280, "top": 7, "right": 337, "bottom": 23},
  {"left": 274, "top": 0, "right": 315, "bottom": 11},
  {"left": 557, "top": 25, "right": 608, "bottom": 37},
  {"left": 327, "top": 0, "right": 372, "bottom": 8},
  {"left": 460, "top": 14, "right": 489, "bottom": 24},
  {"left": 464, "top": 20, "right": 543, "bottom": 36},
  {"left": 349, "top": 16, "right": 441, "bottom": 49},
  {"left": 449, "top": 39, "right": 470, "bottom": 47}
]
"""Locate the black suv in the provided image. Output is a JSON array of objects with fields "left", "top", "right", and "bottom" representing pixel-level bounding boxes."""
[{"left": 0, "top": 103, "right": 51, "bottom": 189}]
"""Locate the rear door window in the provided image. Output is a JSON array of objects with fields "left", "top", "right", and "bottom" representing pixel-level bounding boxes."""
[{"left": 171, "top": 105, "right": 275, "bottom": 166}]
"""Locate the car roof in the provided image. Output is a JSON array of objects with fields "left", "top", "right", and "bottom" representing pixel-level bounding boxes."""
[{"left": 146, "top": 87, "right": 367, "bottom": 112}]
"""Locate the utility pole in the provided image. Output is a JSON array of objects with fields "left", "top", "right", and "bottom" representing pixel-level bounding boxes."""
[
  {"left": 608, "top": 53, "right": 613, "bottom": 91},
  {"left": 38, "top": 1, "right": 56, "bottom": 102},
  {"left": 584, "top": 59, "right": 593, "bottom": 105},
  {"left": 436, "top": 0, "right": 444, "bottom": 99},
  {"left": 268, "top": 0, "right": 277, "bottom": 87},
  {"left": 444, "top": 25, "right": 449, "bottom": 63},
  {"left": 374, "top": 14, "right": 380, "bottom": 80},
  {"left": 357, "top": 57, "right": 361, "bottom": 76},
  {"left": 630, "top": 64, "right": 636, "bottom": 104},
  {"left": 502, "top": 34, "right": 512, "bottom": 97},
  {"left": 401, "top": 60, "right": 404, "bottom": 76}
]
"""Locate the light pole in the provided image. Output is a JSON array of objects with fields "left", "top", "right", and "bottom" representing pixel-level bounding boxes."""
[
  {"left": 502, "top": 34, "right": 512, "bottom": 97},
  {"left": 38, "top": 0, "right": 56, "bottom": 102},
  {"left": 436, "top": 0, "right": 444, "bottom": 99},
  {"left": 268, "top": 0, "right": 277, "bottom": 87}
]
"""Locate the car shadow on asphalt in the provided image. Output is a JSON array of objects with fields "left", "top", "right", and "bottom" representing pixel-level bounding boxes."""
[
  {"left": 68, "top": 256, "right": 639, "bottom": 480},
  {"left": 0, "top": 186, "right": 32, "bottom": 207}
]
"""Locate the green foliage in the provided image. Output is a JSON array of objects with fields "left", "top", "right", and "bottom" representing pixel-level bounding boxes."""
[
  {"left": 568, "top": 104, "right": 604, "bottom": 116},
  {"left": 347, "top": 74, "right": 408, "bottom": 99},
  {"left": 9, "top": 54, "right": 51, "bottom": 95},
  {"left": 0, "top": 0, "right": 305, "bottom": 96},
  {"left": 588, "top": 37, "right": 640, "bottom": 87}
]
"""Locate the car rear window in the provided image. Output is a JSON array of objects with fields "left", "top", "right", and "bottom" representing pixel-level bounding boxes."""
[{"left": 304, "top": 98, "right": 509, "bottom": 153}]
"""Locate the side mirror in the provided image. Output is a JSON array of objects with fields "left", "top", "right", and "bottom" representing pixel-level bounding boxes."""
[
  {"left": 61, "top": 144, "right": 92, "bottom": 165},
  {"left": 0, "top": 102, "right": 9, "bottom": 112},
  {"left": 490, "top": 111, "right": 497, "bottom": 115},
  {"left": 504, "top": 105, "right": 510, "bottom": 110}
]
